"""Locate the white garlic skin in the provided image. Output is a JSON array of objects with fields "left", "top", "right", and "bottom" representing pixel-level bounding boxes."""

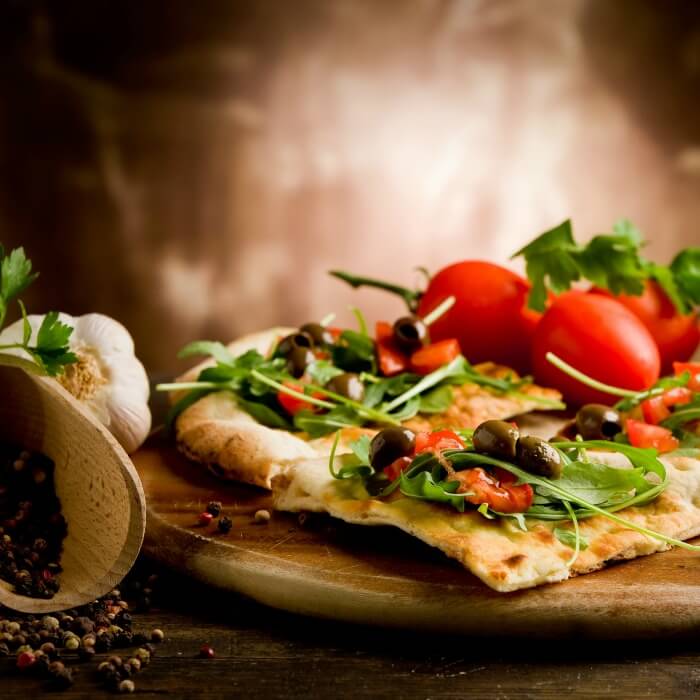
[{"left": 0, "top": 312, "right": 151, "bottom": 454}]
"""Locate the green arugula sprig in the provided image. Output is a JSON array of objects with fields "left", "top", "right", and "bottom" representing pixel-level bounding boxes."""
[
  {"left": 545, "top": 352, "right": 699, "bottom": 444},
  {"left": 512, "top": 219, "right": 700, "bottom": 313},
  {"left": 329, "top": 436, "right": 699, "bottom": 563},
  {"left": 0, "top": 246, "right": 76, "bottom": 376}
]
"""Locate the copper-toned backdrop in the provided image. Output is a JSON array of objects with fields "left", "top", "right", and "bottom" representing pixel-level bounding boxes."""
[{"left": 1, "top": 0, "right": 699, "bottom": 373}]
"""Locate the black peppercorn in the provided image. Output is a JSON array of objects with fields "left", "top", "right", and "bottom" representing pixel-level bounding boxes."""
[
  {"left": 206, "top": 501, "right": 222, "bottom": 517},
  {"left": 217, "top": 516, "right": 233, "bottom": 534}
]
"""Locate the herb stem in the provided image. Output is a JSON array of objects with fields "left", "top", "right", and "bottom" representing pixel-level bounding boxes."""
[
  {"left": 248, "top": 371, "right": 336, "bottom": 410},
  {"left": 546, "top": 352, "right": 637, "bottom": 397},
  {"left": 562, "top": 500, "right": 581, "bottom": 567},
  {"left": 384, "top": 356, "right": 463, "bottom": 412},
  {"left": 328, "top": 432, "right": 342, "bottom": 478},
  {"left": 156, "top": 381, "right": 224, "bottom": 392},
  {"left": 349, "top": 306, "right": 369, "bottom": 336},
  {"left": 329, "top": 270, "right": 421, "bottom": 311},
  {"left": 421, "top": 296, "right": 455, "bottom": 326}
]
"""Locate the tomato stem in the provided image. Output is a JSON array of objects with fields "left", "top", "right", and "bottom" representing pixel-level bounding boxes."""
[
  {"left": 545, "top": 352, "right": 638, "bottom": 397},
  {"left": 329, "top": 270, "right": 422, "bottom": 311}
]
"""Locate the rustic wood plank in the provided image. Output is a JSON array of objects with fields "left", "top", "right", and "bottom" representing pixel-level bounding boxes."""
[{"left": 2, "top": 565, "right": 700, "bottom": 698}]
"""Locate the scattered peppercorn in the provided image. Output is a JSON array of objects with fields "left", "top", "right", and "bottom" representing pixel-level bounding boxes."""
[
  {"left": 254, "top": 509, "right": 271, "bottom": 524},
  {"left": 119, "top": 679, "right": 135, "bottom": 693},
  {"left": 217, "top": 516, "right": 233, "bottom": 534},
  {"left": 151, "top": 628, "right": 164, "bottom": 643},
  {"left": 16, "top": 650, "right": 35, "bottom": 670},
  {"left": 206, "top": 501, "right": 222, "bottom": 517},
  {"left": 199, "top": 644, "right": 215, "bottom": 659},
  {"left": 198, "top": 512, "right": 213, "bottom": 526}
]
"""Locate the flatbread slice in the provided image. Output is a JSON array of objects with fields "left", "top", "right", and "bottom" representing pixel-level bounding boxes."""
[
  {"left": 173, "top": 328, "right": 561, "bottom": 489},
  {"left": 273, "top": 452, "right": 700, "bottom": 592}
]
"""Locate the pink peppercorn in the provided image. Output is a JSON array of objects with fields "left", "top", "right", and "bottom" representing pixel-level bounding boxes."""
[
  {"left": 199, "top": 645, "right": 215, "bottom": 659},
  {"left": 198, "top": 512, "right": 213, "bottom": 526},
  {"left": 17, "top": 651, "right": 36, "bottom": 670}
]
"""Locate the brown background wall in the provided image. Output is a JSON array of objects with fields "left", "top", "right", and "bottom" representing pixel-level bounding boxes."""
[{"left": 1, "top": 0, "right": 699, "bottom": 374}]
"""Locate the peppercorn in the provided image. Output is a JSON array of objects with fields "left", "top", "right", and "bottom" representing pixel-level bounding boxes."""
[
  {"left": 16, "top": 650, "right": 35, "bottom": 670},
  {"left": 119, "top": 679, "right": 135, "bottom": 693},
  {"left": 254, "top": 509, "right": 271, "bottom": 524},
  {"left": 199, "top": 644, "right": 215, "bottom": 659},
  {"left": 40, "top": 641, "right": 57, "bottom": 658},
  {"left": 0, "top": 445, "right": 66, "bottom": 599},
  {"left": 198, "top": 511, "right": 213, "bottom": 526},
  {"left": 78, "top": 645, "right": 95, "bottom": 662},
  {"left": 51, "top": 667, "right": 74, "bottom": 689},
  {"left": 206, "top": 501, "right": 222, "bottom": 517},
  {"left": 48, "top": 660, "right": 65, "bottom": 676},
  {"left": 217, "top": 516, "right": 233, "bottom": 534},
  {"left": 151, "top": 628, "right": 164, "bottom": 643}
]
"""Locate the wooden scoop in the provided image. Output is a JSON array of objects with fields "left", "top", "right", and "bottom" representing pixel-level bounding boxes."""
[{"left": 0, "top": 359, "right": 146, "bottom": 613}]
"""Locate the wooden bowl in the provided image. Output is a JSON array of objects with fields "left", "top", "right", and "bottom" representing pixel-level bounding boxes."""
[{"left": 0, "top": 359, "right": 146, "bottom": 613}]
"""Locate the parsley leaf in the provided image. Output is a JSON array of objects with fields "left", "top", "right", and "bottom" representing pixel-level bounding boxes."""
[
  {"left": 1, "top": 246, "right": 38, "bottom": 309},
  {"left": 0, "top": 247, "right": 76, "bottom": 376},
  {"left": 513, "top": 219, "right": 699, "bottom": 313}
]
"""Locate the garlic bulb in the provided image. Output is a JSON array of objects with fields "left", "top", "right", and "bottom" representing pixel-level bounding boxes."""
[{"left": 0, "top": 313, "right": 151, "bottom": 454}]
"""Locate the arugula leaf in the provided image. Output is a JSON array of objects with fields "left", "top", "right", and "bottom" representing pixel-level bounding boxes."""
[
  {"left": 554, "top": 527, "right": 589, "bottom": 550},
  {"left": 306, "top": 360, "right": 344, "bottom": 386},
  {"left": 293, "top": 405, "right": 363, "bottom": 438},
  {"left": 418, "top": 385, "right": 453, "bottom": 414},
  {"left": 177, "top": 340, "right": 236, "bottom": 365},
  {"left": 551, "top": 460, "right": 650, "bottom": 505},
  {"left": 165, "top": 388, "right": 215, "bottom": 432},
  {"left": 513, "top": 219, "right": 699, "bottom": 313},
  {"left": 331, "top": 330, "right": 376, "bottom": 373},
  {"left": 385, "top": 395, "right": 420, "bottom": 421},
  {"left": 399, "top": 470, "right": 468, "bottom": 512},
  {"left": 236, "top": 397, "right": 292, "bottom": 429},
  {"left": 349, "top": 435, "right": 371, "bottom": 464}
]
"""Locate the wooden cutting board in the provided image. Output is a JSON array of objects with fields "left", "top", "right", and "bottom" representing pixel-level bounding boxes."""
[{"left": 133, "top": 426, "right": 700, "bottom": 639}]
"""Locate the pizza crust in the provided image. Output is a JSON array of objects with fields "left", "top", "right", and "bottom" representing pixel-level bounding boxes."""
[
  {"left": 272, "top": 452, "right": 700, "bottom": 592},
  {"left": 173, "top": 327, "right": 561, "bottom": 489}
]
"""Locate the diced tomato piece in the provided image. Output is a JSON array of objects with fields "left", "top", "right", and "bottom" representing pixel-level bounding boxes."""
[
  {"left": 452, "top": 467, "right": 533, "bottom": 513},
  {"left": 383, "top": 456, "right": 412, "bottom": 482},
  {"left": 414, "top": 430, "right": 465, "bottom": 455},
  {"left": 375, "top": 321, "right": 409, "bottom": 376},
  {"left": 375, "top": 321, "right": 393, "bottom": 342},
  {"left": 328, "top": 327, "right": 344, "bottom": 341},
  {"left": 673, "top": 362, "right": 700, "bottom": 392},
  {"left": 641, "top": 395, "right": 671, "bottom": 425},
  {"left": 662, "top": 386, "right": 693, "bottom": 407},
  {"left": 626, "top": 419, "right": 679, "bottom": 453},
  {"left": 277, "top": 381, "right": 324, "bottom": 416},
  {"left": 410, "top": 339, "right": 461, "bottom": 375}
]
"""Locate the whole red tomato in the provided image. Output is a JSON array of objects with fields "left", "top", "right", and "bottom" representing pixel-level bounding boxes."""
[
  {"left": 590, "top": 281, "right": 699, "bottom": 374},
  {"left": 417, "top": 262, "right": 538, "bottom": 374},
  {"left": 531, "top": 291, "right": 660, "bottom": 406}
]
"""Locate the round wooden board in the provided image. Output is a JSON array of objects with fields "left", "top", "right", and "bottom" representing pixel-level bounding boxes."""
[{"left": 133, "top": 429, "right": 700, "bottom": 639}]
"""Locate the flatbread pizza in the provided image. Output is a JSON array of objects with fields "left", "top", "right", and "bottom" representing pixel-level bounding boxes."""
[
  {"left": 164, "top": 325, "right": 562, "bottom": 489},
  {"left": 273, "top": 434, "right": 700, "bottom": 592}
]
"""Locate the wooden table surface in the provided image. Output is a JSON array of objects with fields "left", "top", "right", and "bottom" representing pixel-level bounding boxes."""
[{"left": 2, "top": 558, "right": 700, "bottom": 699}]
